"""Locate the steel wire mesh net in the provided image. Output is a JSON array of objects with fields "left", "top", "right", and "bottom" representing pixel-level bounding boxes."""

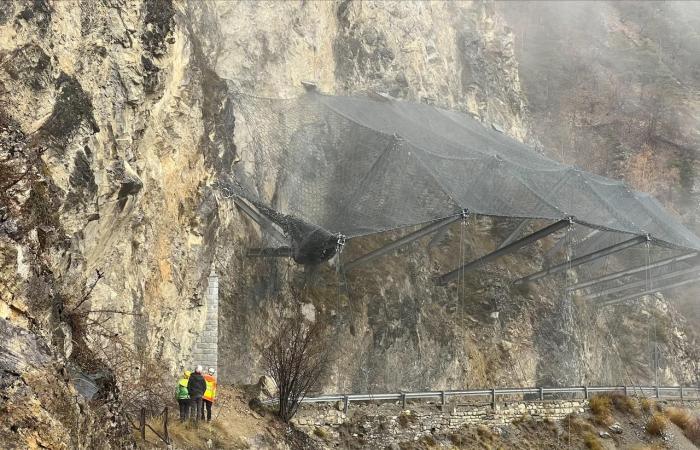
[{"left": 225, "top": 90, "right": 700, "bottom": 265}]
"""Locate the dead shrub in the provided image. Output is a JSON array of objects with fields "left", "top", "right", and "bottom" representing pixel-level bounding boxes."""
[
  {"left": 589, "top": 395, "right": 612, "bottom": 416},
  {"left": 259, "top": 311, "right": 332, "bottom": 423},
  {"left": 476, "top": 425, "right": 493, "bottom": 440},
  {"left": 588, "top": 396, "right": 614, "bottom": 426},
  {"left": 418, "top": 435, "right": 437, "bottom": 447},
  {"left": 610, "top": 393, "right": 639, "bottom": 416},
  {"left": 685, "top": 418, "right": 700, "bottom": 445},
  {"left": 398, "top": 411, "right": 417, "bottom": 428},
  {"left": 640, "top": 397, "right": 655, "bottom": 414},
  {"left": 313, "top": 427, "right": 330, "bottom": 441},
  {"left": 665, "top": 408, "right": 700, "bottom": 445},
  {"left": 565, "top": 414, "right": 595, "bottom": 434},
  {"left": 583, "top": 432, "right": 604, "bottom": 450},
  {"left": 646, "top": 413, "right": 668, "bottom": 436},
  {"left": 665, "top": 407, "right": 692, "bottom": 429}
]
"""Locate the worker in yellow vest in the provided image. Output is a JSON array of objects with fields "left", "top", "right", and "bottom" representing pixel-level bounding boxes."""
[
  {"left": 202, "top": 367, "right": 217, "bottom": 422},
  {"left": 176, "top": 370, "right": 191, "bottom": 421}
]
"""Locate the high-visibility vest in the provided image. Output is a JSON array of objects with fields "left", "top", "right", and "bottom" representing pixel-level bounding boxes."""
[
  {"left": 203, "top": 375, "right": 217, "bottom": 402},
  {"left": 177, "top": 378, "right": 189, "bottom": 400}
]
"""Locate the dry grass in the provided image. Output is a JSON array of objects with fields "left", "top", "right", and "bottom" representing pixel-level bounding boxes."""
[
  {"left": 313, "top": 426, "right": 330, "bottom": 441},
  {"left": 640, "top": 397, "right": 655, "bottom": 414},
  {"left": 583, "top": 432, "right": 604, "bottom": 450},
  {"left": 645, "top": 412, "right": 668, "bottom": 436},
  {"left": 166, "top": 420, "right": 250, "bottom": 449},
  {"left": 665, "top": 407, "right": 692, "bottom": 429},
  {"left": 665, "top": 407, "right": 700, "bottom": 445},
  {"left": 685, "top": 419, "right": 700, "bottom": 446},
  {"left": 610, "top": 393, "right": 639, "bottom": 416},
  {"left": 589, "top": 395, "right": 614, "bottom": 426},
  {"left": 565, "top": 414, "right": 595, "bottom": 434}
]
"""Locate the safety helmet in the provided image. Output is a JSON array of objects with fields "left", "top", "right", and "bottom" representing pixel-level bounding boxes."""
[
  {"left": 184, "top": 370, "right": 191, "bottom": 378},
  {"left": 196, "top": 365, "right": 203, "bottom": 373},
  {"left": 208, "top": 367, "right": 215, "bottom": 375}
]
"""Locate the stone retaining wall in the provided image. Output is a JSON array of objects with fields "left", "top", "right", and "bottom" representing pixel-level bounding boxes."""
[{"left": 292, "top": 399, "right": 588, "bottom": 447}]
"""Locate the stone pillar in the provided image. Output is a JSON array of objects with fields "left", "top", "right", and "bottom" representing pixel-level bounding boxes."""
[{"left": 191, "top": 267, "right": 218, "bottom": 371}]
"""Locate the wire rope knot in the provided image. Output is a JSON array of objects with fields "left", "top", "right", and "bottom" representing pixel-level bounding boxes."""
[
  {"left": 335, "top": 234, "right": 347, "bottom": 254},
  {"left": 460, "top": 209, "right": 470, "bottom": 221}
]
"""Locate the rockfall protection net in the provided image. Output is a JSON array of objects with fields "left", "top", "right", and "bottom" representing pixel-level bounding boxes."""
[{"left": 223, "top": 90, "right": 700, "bottom": 264}]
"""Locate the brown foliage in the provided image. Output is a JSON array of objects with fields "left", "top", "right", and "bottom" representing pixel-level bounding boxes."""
[
  {"left": 589, "top": 395, "right": 614, "bottom": 426},
  {"left": 260, "top": 313, "right": 332, "bottom": 422},
  {"left": 646, "top": 413, "right": 668, "bottom": 436},
  {"left": 583, "top": 432, "right": 604, "bottom": 450},
  {"left": 610, "top": 393, "right": 639, "bottom": 416},
  {"left": 640, "top": 397, "right": 656, "bottom": 414},
  {"left": 665, "top": 407, "right": 700, "bottom": 445},
  {"left": 665, "top": 407, "right": 692, "bottom": 429}
]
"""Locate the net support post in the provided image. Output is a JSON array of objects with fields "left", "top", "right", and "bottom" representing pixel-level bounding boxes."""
[
  {"left": 233, "top": 197, "right": 288, "bottom": 245},
  {"left": 343, "top": 396, "right": 349, "bottom": 414},
  {"left": 401, "top": 393, "right": 407, "bottom": 410},
  {"left": 436, "top": 218, "right": 572, "bottom": 286},
  {"left": 597, "top": 275, "right": 700, "bottom": 307},
  {"left": 514, "top": 234, "right": 648, "bottom": 285},
  {"left": 344, "top": 212, "right": 466, "bottom": 273},
  {"left": 539, "top": 387, "right": 544, "bottom": 401},
  {"left": 491, "top": 388, "right": 496, "bottom": 410},
  {"left": 567, "top": 251, "right": 698, "bottom": 292},
  {"left": 584, "top": 386, "right": 589, "bottom": 400},
  {"left": 583, "top": 265, "right": 700, "bottom": 300}
]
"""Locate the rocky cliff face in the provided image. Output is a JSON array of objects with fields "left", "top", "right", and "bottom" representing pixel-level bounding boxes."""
[{"left": 0, "top": 1, "right": 697, "bottom": 447}]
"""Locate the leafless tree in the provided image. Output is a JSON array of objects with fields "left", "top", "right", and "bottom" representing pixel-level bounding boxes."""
[{"left": 261, "top": 314, "right": 332, "bottom": 422}]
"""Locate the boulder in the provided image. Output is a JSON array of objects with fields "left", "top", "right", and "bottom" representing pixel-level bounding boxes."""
[
  {"left": 609, "top": 423, "right": 623, "bottom": 434},
  {"left": 257, "top": 375, "right": 277, "bottom": 399}
]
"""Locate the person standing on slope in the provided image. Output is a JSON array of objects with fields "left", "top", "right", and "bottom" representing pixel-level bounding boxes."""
[
  {"left": 202, "top": 367, "right": 218, "bottom": 422},
  {"left": 187, "top": 365, "right": 207, "bottom": 422},
  {"left": 176, "top": 370, "right": 191, "bottom": 421}
]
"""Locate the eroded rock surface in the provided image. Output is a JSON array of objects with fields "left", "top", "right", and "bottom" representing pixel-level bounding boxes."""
[{"left": 0, "top": 1, "right": 697, "bottom": 447}]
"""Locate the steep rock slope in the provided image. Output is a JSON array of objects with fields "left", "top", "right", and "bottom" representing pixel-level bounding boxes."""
[{"left": 0, "top": 1, "right": 697, "bottom": 447}]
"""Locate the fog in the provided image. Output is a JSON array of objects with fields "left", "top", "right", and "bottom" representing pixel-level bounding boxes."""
[{"left": 497, "top": 1, "right": 700, "bottom": 348}]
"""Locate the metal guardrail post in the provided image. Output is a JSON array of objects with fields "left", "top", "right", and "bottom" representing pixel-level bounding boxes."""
[
  {"left": 680, "top": 386, "right": 684, "bottom": 402},
  {"left": 623, "top": 385, "right": 628, "bottom": 396},
  {"left": 401, "top": 393, "right": 406, "bottom": 409},
  {"left": 163, "top": 406, "right": 169, "bottom": 444},
  {"left": 441, "top": 391, "right": 447, "bottom": 408},
  {"left": 343, "top": 396, "right": 349, "bottom": 414},
  {"left": 491, "top": 388, "right": 496, "bottom": 409},
  {"left": 539, "top": 387, "right": 544, "bottom": 401},
  {"left": 655, "top": 386, "right": 660, "bottom": 399},
  {"left": 584, "top": 386, "right": 589, "bottom": 400},
  {"left": 140, "top": 408, "right": 146, "bottom": 440}
]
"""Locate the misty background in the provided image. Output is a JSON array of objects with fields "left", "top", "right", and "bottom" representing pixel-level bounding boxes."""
[{"left": 498, "top": 0, "right": 700, "bottom": 328}]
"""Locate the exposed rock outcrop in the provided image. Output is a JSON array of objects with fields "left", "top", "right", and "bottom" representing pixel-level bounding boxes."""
[{"left": 0, "top": 1, "right": 697, "bottom": 447}]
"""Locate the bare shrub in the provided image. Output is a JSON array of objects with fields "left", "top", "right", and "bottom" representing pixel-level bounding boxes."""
[{"left": 260, "top": 313, "right": 332, "bottom": 422}]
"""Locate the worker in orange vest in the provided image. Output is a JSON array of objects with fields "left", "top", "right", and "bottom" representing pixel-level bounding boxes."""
[{"left": 202, "top": 367, "right": 217, "bottom": 422}]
